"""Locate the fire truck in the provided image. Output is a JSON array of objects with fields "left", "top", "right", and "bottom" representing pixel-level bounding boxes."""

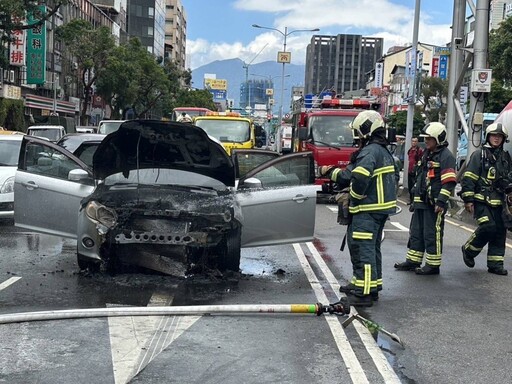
[{"left": 290, "top": 94, "right": 381, "bottom": 200}]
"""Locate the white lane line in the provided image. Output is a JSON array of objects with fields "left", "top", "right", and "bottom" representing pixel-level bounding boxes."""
[
  {"left": 326, "top": 206, "right": 338, "bottom": 212},
  {"left": 292, "top": 243, "right": 370, "bottom": 384},
  {"left": 445, "top": 217, "right": 512, "bottom": 250},
  {"left": 390, "top": 222, "right": 409, "bottom": 232},
  {"left": 0, "top": 277, "right": 21, "bottom": 291},
  {"left": 306, "top": 242, "right": 401, "bottom": 384}
]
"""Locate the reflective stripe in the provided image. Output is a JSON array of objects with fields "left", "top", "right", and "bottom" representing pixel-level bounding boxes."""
[
  {"left": 407, "top": 249, "right": 424, "bottom": 263},
  {"left": 435, "top": 211, "right": 443, "bottom": 257},
  {"left": 352, "top": 166, "right": 371, "bottom": 177},
  {"left": 441, "top": 169, "right": 457, "bottom": 184},
  {"left": 352, "top": 231, "right": 373, "bottom": 240},
  {"left": 477, "top": 216, "right": 489, "bottom": 224},
  {"left": 373, "top": 165, "right": 395, "bottom": 176},
  {"left": 414, "top": 196, "right": 424, "bottom": 202},
  {"left": 353, "top": 279, "right": 378, "bottom": 288},
  {"left": 426, "top": 252, "right": 442, "bottom": 266},
  {"left": 364, "top": 264, "right": 371, "bottom": 295},
  {"left": 474, "top": 194, "right": 485, "bottom": 201},
  {"left": 440, "top": 189, "right": 451, "bottom": 197},
  {"left": 464, "top": 171, "right": 479, "bottom": 181},
  {"left": 377, "top": 174, "right": 384, "bottom": 203},
  {"left": 350, "top": 188, "right": 365, "bottom": 200},
  {"left": 349, "top": 200, "right": 397, "bottom": 213},
  {"left": 462, "top": 191, "right": 475, "bottom": 197},
  {"left": 488, "top": 256, "right": 505, "bottom": 262},
  {"left": 330, "top": 168, "right": 341, "bottom": 181},
  {"left": 488, "top": 199, "right": 502, "bottom": 206}
]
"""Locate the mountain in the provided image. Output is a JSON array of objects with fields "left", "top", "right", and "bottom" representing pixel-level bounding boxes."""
[{"left": 191, "top": 58, "right": 306, "bottom": 112}]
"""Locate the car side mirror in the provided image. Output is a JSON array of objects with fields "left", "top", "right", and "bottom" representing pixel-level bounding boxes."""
[
  {"left": 240, "top": 177, "right": 262, "bottom": 189},
  {"left": 298, "top": 126, "right": 308, "bottom": 141},
  {"left": 68, "top": 168, "right": 90, "bottom": 182}
]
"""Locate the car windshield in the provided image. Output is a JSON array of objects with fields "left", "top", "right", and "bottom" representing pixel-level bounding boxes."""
[
  {"left": 173, "top": 109, "right": 207, "bottom": 120},
  {"left": 28, "top": 128, "right": 61, "bottom": 141},
  {"left": 309, "top": 115, "right": 354, "bottom": 146},
  {"left": 98, "top": 121, "right": 124, "bottom": 134},
  {"left": 0, "top": 140, "right": 22, "bottom": 166},
  {"left": 194, "top": 120, "right": 250, "bottom": 143}
]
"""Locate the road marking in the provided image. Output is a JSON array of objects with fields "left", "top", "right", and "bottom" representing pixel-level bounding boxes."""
[
  {"left": 108, "top": 293, "right": 200, "bottom": 384},
  {"left": 305, "top": 242, "right": 401, "bottom": 384},
  {"left": 0, "top": 277, "right": 21, "bottom": 291},
  {"left": 292, "top": 243, "right": 370, "bottom": 384},
  {"left": 390, "top": 222, "right": 409, "bottom": 232},
  {"left": 445, "top": 217, "right": 512, "bottom": 250},
  {"left": 326, "top": 205, "right": 338, "bottom": 213}
]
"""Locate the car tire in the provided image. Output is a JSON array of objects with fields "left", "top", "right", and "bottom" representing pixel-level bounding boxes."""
[
  {"left": 77, "top": 252, "right": 100, "bottom": 273},
  {"left": 217, "top": 228, "right": 241, "bottom": 272}
]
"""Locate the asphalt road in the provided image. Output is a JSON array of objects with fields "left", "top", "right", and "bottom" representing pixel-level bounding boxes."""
[{"left": 1, "top": 198, "right": 512, "bottom": 384}]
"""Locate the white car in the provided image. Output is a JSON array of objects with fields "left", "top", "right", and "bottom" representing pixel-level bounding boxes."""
[
  {"left": 97, "top": 120, "right": 126, "bottom": 135},
  {"left": 27, "top": 125, "right": 66, "bottom": 142},
  {"left": 0, "top": 135, "right": 23, "bottom": 218},
  {"left": 14, "top": 120, "right": 317, "bottom": 275}
]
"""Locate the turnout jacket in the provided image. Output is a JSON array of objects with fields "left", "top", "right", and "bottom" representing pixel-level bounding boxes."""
[
  {"left": 461, "top": 145, "right": 511, "bottom": 207},
  {"left": 413, "top": 145, "right": 456, "bottom": 209},
  {"left": 328, "top": 139, "right": 398, "bottom": 215}
]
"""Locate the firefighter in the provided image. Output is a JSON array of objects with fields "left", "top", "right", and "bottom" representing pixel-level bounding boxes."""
[
  {"left": 319, "top": 110, "right": 398, "bottom": 307},
  {"left": 460, "top": 122, "right": 511, "bottom": 275},
  {"left": 394, "top": 122, "right": 457, "bottom": 275}
]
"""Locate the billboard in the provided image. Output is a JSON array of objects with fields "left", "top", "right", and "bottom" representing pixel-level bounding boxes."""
[
  {"left": 439, "top": 55, "right": 448, "bottom": 79},
  {"left": 26, "top": 6, "right": 46, "bottom": 84},
  {"left": 205, "top": 78, "right": 227, "bottom": 90}
]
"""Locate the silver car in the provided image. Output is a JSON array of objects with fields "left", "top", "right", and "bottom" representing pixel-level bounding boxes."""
[
  {"left": 0, "top": 135, "right": 23, "bottom": 218},
  {"left": 14, "top": 120, "right": 317, "bottom": 275}
]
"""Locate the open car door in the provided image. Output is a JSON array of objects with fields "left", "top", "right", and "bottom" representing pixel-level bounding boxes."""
[
  {"left": 14, "top": 136, "right": 94, "bottom": 239},
  {"left": 235, "top": 151, "right": 317, "bottom": 248}
]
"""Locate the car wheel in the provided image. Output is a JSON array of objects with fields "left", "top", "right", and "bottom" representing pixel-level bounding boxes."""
[
  {"left": 77, "top": 252, "right": 100, "bottom": 273},
  {"left": 217, "top": 228, "right": 241, "bottom": 272}
]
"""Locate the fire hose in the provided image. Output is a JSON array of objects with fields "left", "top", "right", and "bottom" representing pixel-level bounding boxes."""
[{"left": 0, "top": 298, "right": 403, "bottom": 346}]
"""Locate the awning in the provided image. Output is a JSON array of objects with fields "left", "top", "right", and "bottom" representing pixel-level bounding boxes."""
[{"left": 24, "top": 94, "right": 76, "bottom": 115}]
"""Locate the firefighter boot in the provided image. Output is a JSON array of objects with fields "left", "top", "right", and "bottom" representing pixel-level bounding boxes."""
[
  {"left": 415, "top": 265, "right": 440, "bottom": 275},
  {"left": 346, "top": 292, "right": 373, "bottom": 308},
  {"left": 488, "top": 267, "right": 508, "bottom": 276},
  {"left": 461, "top": 245, "right": 475, "bottom": 268},
  {"left": 340, "top": 283, "right": 379, "bottom": 301},
  {"left": 394, "top": 260, "right": 421, "bottom": 271}
]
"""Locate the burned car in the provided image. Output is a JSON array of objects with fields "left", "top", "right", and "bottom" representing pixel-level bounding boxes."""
[{"left": 14, "top": 120, "right": 317, "bottom": 275}]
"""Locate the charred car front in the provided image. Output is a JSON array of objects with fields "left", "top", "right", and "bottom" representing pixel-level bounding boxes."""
[{"left": 15, "top": 120, "right": 317, "bottom": 275}]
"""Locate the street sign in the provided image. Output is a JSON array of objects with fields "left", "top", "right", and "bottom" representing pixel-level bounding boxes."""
[
  {"left": 277, "top": 51, "right": 291, "bottom": 64},
  {"left": 266, "top": 88, "right": 273, "bottom": 95}
]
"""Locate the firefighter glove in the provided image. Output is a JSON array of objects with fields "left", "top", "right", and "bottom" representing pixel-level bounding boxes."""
[{"left": 319, "top": 165, "right": 335, "bottom": 177}]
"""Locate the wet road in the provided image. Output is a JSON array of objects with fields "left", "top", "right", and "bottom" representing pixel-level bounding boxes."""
[{"left": 1, "top": 199, "right": 512, "bottom": 383}]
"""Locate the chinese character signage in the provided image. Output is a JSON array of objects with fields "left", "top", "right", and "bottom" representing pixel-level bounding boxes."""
[
  {"left": 374, "top": 62, "right": 383, "bottom": 88},
  {"left": 204, "top": 78, "right": 227, "bottom": 90},
  {"left": 26, "top": 6, "right": 46, "bottom": 85},
  {"left": 431, "top": 57, "right": 440, "bottom": 77},
  {"left": 438, "top": 55, "right": 448, "bottom": 80},
  {"left": 277, "top": 51, "right": 291, "bottom": 64},
  {"left": 10, "top": 16, "right": 25, "bottom": 66}
]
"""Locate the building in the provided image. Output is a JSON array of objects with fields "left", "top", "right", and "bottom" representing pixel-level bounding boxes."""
[
  {"left": 164, "top": 0, "right": 186, "bottom": 71},
  {"left": 239, "top": 79, "right": 273, "bottom": 113},
  {"left": 304, "top": 34, "right": 383, "bottom": 97},
  {"left": 126, "top": 0, "right": 166, "bottom": 59},
  {"left": 490, "top": 0, "right": 512, "bottom": 30}
]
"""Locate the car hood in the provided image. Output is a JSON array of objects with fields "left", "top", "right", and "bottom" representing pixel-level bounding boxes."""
[{"left": 93, "top": 120, "right": 235, "bottom": 187}]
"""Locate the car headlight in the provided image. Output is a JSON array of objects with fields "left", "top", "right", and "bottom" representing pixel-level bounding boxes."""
[
  {"left": 85, "top": 201, "right": 117, "bottom": 228},
  {"left": 0, "top": 177, "right": 14, "bottom": 194}
]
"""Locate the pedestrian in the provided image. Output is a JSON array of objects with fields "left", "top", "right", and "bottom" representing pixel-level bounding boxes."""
[
  {"left": 319, "top": 110, "right": 398, "bottom": 307},
  {"left": 394, "top": 122, "right": 457, "bottom": 275},
  {"left": 460, "top": 123, "right": 511, "bottom": 275},
  {"left": 407, "top": 137, "right": 424, "bottom": 204}
]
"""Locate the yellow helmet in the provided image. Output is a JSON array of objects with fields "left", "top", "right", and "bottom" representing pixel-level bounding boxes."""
[
  {"left": 485, "top": 122, "right": 508, "bottom": 142},
  {"left": 420, "top": 122, "right": 447, "bottom": 145},
  {"left": 351, "top": 110, "right": 385, "bottom": 139}
]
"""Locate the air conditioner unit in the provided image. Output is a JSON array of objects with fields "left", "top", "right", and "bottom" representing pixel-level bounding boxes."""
[
  {"left": 9, "top": 70, "right": 14, "bottom": 83},
  {"left": 3, "top": 70, "right": 8, "bottom": 82}
]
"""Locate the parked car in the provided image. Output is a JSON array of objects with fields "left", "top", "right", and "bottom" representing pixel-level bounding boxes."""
[
  {"left": 76, "top": 126, "right": 97, "bottom": 133},
  {"left": 0, "top": 135, "right": 24, "bottom": 218},
  {"left": 98, "top": 120, "right": 126, "bottom": 135},
  {"left": 56, "top": 133, "right": 106, "bottom": 168},
  {"left": 14, "top": 120, "right": 316, "bottom": 275},
  {"left": 27, "top": 125, "right": 66, "bottom": 142}
]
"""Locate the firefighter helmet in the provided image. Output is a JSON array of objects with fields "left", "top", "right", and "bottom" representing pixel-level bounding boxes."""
[
  {"left": 484, "top": 122, "right": 508, "bottom": 142},
  {"left": 351, "top": 110, "right": 385, "bottom": 139},
  {"left": 420, "top": 122, "right": 447, "bottom": 145}
]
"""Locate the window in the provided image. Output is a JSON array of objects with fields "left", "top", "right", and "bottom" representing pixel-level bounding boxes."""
[
  {"left": 24, "top": 142, "right": 83, "bottom": 181},
  {"left": 148, "top": 26, "right": 154, "bottom": 36},
  {"left": 148, "top": 7, "right": 154, "bottom": 17}
]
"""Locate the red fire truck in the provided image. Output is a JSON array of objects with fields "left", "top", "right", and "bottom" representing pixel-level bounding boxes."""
[{"left": 290, "top": 94, "right": 381, "bottom": 200}]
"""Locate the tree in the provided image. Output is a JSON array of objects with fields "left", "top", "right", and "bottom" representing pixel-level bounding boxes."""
[
  {"left": 387, "top": 109, "right": 424, "bottom": 137},
  {"left": 486, "top": 81, "right": 512, "bottom": 113},
  {"left": 489, "top": 16, "right": 512, "bottom": 87},
  {"left": 56, "top": 19, "right": 116, "bottom": 124},
  {"left": 0, "top": 0, "right": 67, "bottom": 67},
  {"left": 96, "top": 38, "right": 170, "bottom": 119},
  {"left": 418, "top": 77, "right": 448, "bottom": 123}
]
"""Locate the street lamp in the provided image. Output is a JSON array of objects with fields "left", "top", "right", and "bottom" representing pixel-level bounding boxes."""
[{"left": 252, "top": 24, "right": 319, "bottom": 133}]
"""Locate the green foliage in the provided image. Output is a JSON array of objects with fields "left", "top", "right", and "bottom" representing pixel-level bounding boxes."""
[
  {"left": 418, "top": 77, "right": 448, "bottom": 123},
  {"left": 489, "top": 16, "right": 512, "bottom": 87},
  {"left": 486, "top": 81, "right": 512, "bottom": 113},
  {"left": 96, "top": 38, "right": 170, "bottom": 119},
  {"left": 0, "top": 99, "right": 25, "bottom": 131},
  {"left": 387, "top": 110, "right": 424, "bottom": 136}
]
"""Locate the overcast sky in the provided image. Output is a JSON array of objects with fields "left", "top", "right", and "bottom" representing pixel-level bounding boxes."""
[{"left": 180, "top": 0, "right": 455, "bottom": 70}]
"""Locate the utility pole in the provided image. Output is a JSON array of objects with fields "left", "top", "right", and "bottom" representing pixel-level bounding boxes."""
[
  {"left": 404, "top": 0, "right": 421, "bottom": 193},
  {"left": 467, "top": 0, "right": 491, "bottom": 160},
  {"left": 446, "top": 0, "right": 467, "bottom": 157}
]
